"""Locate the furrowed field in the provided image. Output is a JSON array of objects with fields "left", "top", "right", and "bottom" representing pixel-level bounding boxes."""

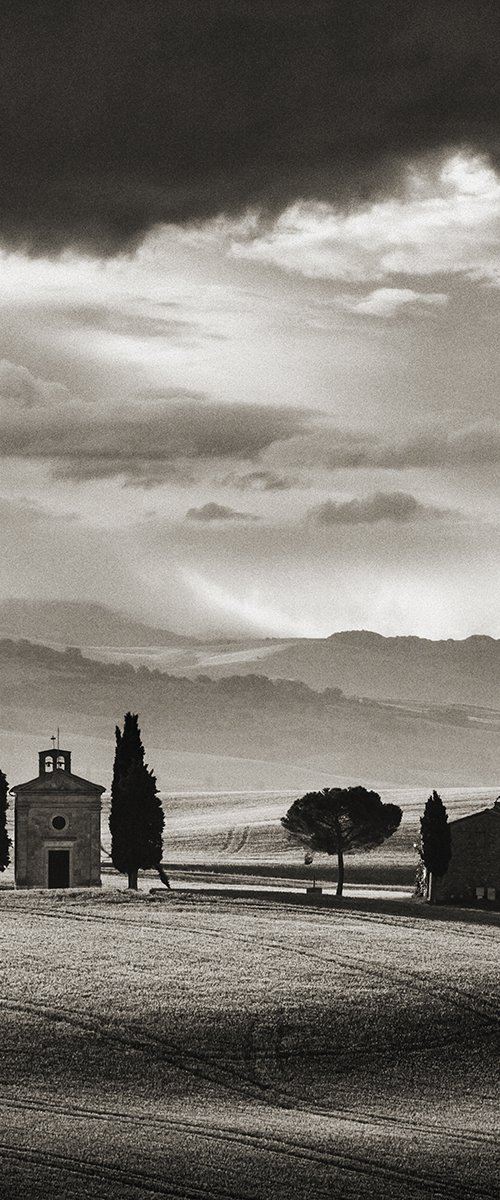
[{"left": 1, "top": 888, "right": 499, "bottom": 1199}]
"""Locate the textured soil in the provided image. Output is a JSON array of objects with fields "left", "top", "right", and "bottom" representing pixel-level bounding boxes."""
[{"left": 1, "top": 889, "right": 499, "bottom": 1199}]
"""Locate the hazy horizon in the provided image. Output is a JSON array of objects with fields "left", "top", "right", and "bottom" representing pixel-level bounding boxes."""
[{"left": 2, "top": 595, "right": 500, "bottom": 648}]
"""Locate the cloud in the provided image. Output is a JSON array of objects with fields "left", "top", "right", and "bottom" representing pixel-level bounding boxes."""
[
  {"left": 0, "top": 360, "right": 313, "bottom": 483},
  {"left": 231, "top": 154, "right": 500, "bottom": 286},
  {"left": 1, "top": 3, "right": 500, "bottom": 252},
  {"left": 186, "top": 502, "right": 259, "bottom": 523},
  {"left": 223, "top": 469, "right": 294, "bottom": 492},
  {"left": 271, "top": 421, "right": 500, "bottom": 473},
  {"left": 0, "top": 358, "right": 74, "bottom": 409},
  {"left": 58, "top": 304, "right": 197, "bottom": 342},
  {"left": 375, "top": 425, "right": 500, "bottom": 469},
  {"left": 309, "top": 491, "right": 447, "bottom": 525},
  {"left": 341, "top": 288, "right": 448, "bottom": 318}
]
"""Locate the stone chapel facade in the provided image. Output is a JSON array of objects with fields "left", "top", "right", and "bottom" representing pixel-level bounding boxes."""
[{"left": 12, "top": 746, "right": 104, "bottom": 889}]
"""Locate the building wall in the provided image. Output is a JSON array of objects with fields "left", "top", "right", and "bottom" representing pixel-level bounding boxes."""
[
  {"left": 431, "top": 811, "right": 500, "bottom": 903},
  {"left": 15, "top": 793, "right": 101, "bottom": 888}
]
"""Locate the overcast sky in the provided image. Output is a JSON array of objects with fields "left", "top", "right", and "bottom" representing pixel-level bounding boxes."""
[{"left": 1, "top": 1, "right": 499, "bottom": 639}]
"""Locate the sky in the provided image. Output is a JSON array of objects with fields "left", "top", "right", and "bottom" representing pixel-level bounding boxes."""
[{"left": 1, "top": 1, "right": 499, "bottom": 640}]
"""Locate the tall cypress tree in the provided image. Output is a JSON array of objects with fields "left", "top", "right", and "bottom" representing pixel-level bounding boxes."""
[
  {"left": 420, "top": 790, "right": 452, "bottom": 896},
  {"left": 112, "top": 711, "right": 145, "bottom": 787},
  {"left": 0, "top": 769, "right": 11, "bottom": 873},
  {"left": 109, "top": 713, "right": 164, "bottom": 890}
]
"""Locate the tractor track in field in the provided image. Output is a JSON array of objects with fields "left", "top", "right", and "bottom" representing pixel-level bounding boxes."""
[
  {"left": 213, "top": 895, "right": 500, "bottom": 946},
  {"left": 1, "top": 983, "right": 495, "bottom": 1159},
  {"left": 38, "top": 891, "right": 500, "bottom": 952},
  {"left": 0, "top": 1099, "right": 498, "bottom": 1200},
  {"left": 301, "top": 903, "right": 500, "bottom": 946},
  {"left": 0, "top": 1140, "right": 258, "bottom": 1200},
  {"left": 219, "top": 828, "right": 235, "bottom": 853},
  {"left": 2, "top": 903, "right": 499, "bottom": 1148},
  {"left": 231, "top": 826, "right": 250, "bottom": 854},
  {"left": 3, "top": 900, "right": 499, "bottom": 1033},
  {"left": 3, "top": 893, "right": 500, "bottom": 947},
  {"left": 1, "top": 939, "right": 482, "bottom": 1078},
  {"left": 14, "top": 896, "right": 499, "bottom": 963},
  {"left": 1, "top": 1091, "right": 496, "bottom": 1151},
  {"left": 164, "top": 916, "right": 500, "bottom": 1033},
  {"left": 3, "top": 904, "right": 499, "bottom": 1047},
  {"left": 0, "top": 994, "right": 269, "bottom": 1104}
]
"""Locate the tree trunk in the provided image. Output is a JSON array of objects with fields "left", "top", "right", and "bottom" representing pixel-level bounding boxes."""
[
  {"left": 336, "top": 848, "right": 344, "bottom": 897},
  {"left": 128, "top": 868, "right": 138, "bottom": 890}
]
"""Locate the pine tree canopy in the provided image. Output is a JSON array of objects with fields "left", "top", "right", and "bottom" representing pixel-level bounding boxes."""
[
  {"left": 282, "top": 786, "right": 402, "bottom": 857},
  {"left": 0, "top": 768, "right": 12, "bottom": 872},
  {"left": 420, "top": 790, "right": 451, "bottom": 878}
]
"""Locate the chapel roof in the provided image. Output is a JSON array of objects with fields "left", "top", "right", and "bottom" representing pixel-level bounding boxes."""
[{"left": 11, "top": 769, "right": 105, "bottom": 796}]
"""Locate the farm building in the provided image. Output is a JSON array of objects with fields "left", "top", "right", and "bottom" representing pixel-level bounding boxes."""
[
  {"left": 430, "top": 800, "right": 500, "bottom": 904},
  {"left": 11, "top": 744, "right": 105, "bottom": 889}
]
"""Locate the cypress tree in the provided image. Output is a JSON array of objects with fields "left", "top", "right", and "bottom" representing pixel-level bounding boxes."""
[
  {"left": 420, "top": 790, "right": 452, "bottom": 896},
  {"left": 0, "top": 769, "right": 11, "bottom": 872},
  {"left": 109, "top": 713, "right": 164, "bottom": 890},
  {"left": 112, "top": 711, "right": 144, "bottom": 787}
]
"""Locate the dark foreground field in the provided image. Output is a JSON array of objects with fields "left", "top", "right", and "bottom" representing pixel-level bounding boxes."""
[{"left": 1, "top": 889, "right": 499, "bottom": 1200}]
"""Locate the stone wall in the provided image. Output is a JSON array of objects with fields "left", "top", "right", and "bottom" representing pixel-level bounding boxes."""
[{"left": 431, "top": 809, "right": 500, "bottom": 903}]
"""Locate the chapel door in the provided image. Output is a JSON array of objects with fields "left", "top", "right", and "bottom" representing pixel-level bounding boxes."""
[{"left": 48, "top": 849, "right": 70, "bottom": 888}]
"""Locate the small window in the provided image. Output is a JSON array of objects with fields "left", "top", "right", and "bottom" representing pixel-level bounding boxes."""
[
  {"left": 45, "top": 756, "right": 53, "bottom": 772},
  {"left": 51, "top": 815, "right": 67, "bottom": 831},
  {"left": 56, "top": 755, "right": 66, "bottom": 770}
]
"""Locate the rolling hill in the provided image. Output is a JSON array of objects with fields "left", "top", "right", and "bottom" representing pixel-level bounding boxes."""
[
  {"left": 0, "top": 637, "right": 498, "bottom": 790},
  {"left": 0, "top": 598, "right": 197, "bottom": 649},
  {"left": 1, "top": 600, "right": 498, "bottom": 708}
]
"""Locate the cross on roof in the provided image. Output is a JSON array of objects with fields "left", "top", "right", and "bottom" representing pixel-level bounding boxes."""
[{"left": 50, "top": 735, "right": 56, "bottom": 748}]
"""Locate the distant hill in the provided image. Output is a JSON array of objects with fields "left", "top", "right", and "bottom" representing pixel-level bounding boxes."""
[
  {"left": 161, "top": 630, "right": 500, "bottom": 709},
  {"left": 0, "top": 638, "right": 498, "bottom": 790},
  {"left": 0, "top": 599, "right": 197, "bottom": 649},
  {"left": 212, "top": 630, "right": 500, "bottom": 708},
  {"left": 0, "top": 601, "right": 498, "bottom": 709}
]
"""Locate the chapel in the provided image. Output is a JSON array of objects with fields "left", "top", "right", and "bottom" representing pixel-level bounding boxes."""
[{"left": 11, "top": 742, "right": 104, "bottom": 889}]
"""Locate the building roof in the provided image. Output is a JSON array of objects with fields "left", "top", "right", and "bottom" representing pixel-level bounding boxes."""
[
  {"left": 450, "top": 804, "right": 500, "bottom": 829},
  {"left": 11, "top": 769, "right": 105, "bottom": 796}
]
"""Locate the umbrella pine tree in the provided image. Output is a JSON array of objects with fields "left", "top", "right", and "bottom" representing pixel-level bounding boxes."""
[{"left": 282, "top": 786, "right": 402, "bottom": 897}]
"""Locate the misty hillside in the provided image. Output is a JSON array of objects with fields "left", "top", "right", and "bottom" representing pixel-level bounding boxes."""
[
  {"left": 0, "top": 599, "right": 197, "bottom": 648},
  {"left": 173, "top": 629, "right": 500, "bottom": 708},
  {"left": 1, "top": 601, "right": 498, "bottom": 709},
  {"left": 0, "top": 638, "right": 498, "bottom": 790}
]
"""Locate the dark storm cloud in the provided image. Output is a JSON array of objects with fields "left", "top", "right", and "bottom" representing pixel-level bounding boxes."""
[
  {"left": 310, "top": 491, "right": 447, "bottom": 525},
  {"left": 0, "top": 361, "right": 312, "bottom": 482},
  {"left": 186, "top": 502, "right": 259, "bottom": 522},
  {"left": 1, "top": 1, "right": 500, "bottom": 253}
]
